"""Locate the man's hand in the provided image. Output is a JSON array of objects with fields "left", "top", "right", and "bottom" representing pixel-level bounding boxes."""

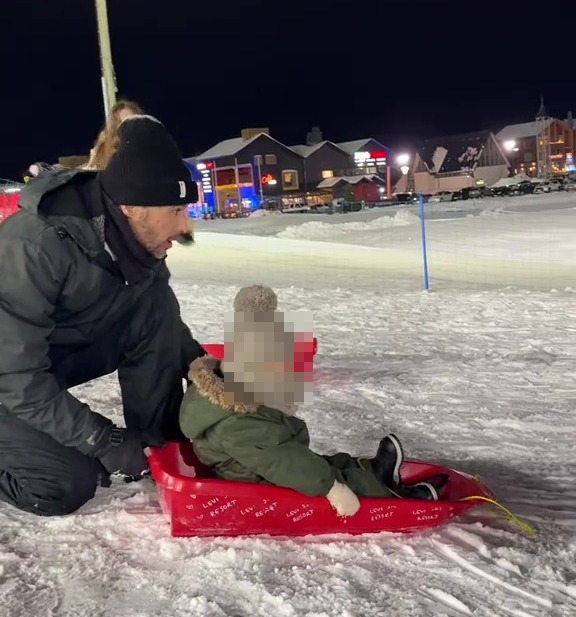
[{"left": 96, "top": 427, "right": 149, "bottom": 477}]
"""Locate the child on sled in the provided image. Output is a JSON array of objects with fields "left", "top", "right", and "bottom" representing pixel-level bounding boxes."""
[{"left": 179, "top": 285, "right": 445, "bottom": 517}]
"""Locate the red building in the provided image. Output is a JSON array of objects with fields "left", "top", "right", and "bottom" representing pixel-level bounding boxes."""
[{"left": 316, "top": 174, "right": 386, "bottom": 202}]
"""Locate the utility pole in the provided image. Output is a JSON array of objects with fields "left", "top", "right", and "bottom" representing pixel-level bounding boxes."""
[{"left": 94, "top": 0, "right": 117, "bottom": 118}]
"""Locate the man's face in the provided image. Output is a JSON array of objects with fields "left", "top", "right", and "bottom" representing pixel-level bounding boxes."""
[{"left": 119, "top": 205, "right": 189, "bottom": 259}]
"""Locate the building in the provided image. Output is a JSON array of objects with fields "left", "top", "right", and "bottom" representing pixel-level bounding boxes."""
[
  {"left": 336, "top": 138, "right": 390, "bottom": 175},
  {"left": 315, "top": 174, "right": 386, "bottom": 202},
  {"left": 401, "top": 130, "right": 510, "bottom": 194},
  {"left": 190, "top": 128, "right": 393, "bottom": 211},
  {"left": 188, "top": 128, "right": 305, "bottom": 213},
  {"left": 290, "top": 131, "right": 392, "bottom": 203},
  {"left": 496, "top": 101, "right": 576, "bottom": 178},
  {"left": 334, "top": 138, "right": 392, "bottom": 198},
  {"left": 289, "top": 127, "right": 352, "bottom": 204}
]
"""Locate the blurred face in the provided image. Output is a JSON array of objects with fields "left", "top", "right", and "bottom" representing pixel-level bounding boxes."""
[
  {"left": 223, "top": 317, "right": 307, "bottom": 407},
  {"left": 119, "top": 205, "right": 189, "bottom": 258},
  {"left": 240, "top": 359, "right": 305, "bottom": 408}
]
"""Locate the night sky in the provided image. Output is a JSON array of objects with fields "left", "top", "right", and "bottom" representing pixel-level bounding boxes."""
[{"left": 1, "top": 0, "right": 573, "bottom": 180}]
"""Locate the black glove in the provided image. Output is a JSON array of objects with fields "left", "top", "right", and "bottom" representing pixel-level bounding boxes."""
[{"left": 96, "top": 427, "right": 148, "bottom": 477}]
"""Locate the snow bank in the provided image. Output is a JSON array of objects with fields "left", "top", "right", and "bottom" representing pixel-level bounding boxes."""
[{"left": 277, "top": 210, "right": 419, "bottom": 240}]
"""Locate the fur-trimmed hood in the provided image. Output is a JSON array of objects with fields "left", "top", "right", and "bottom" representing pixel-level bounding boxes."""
[
  {"left": 187, "top": 355, "right": 258, "bottom": 415},
  {"left": 186, "top": 355, "right": 299, "bottom": 417}
]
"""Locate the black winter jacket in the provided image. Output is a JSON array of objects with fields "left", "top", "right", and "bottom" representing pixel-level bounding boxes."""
[{"left": 0, "top": 169, "right": 202, "bottom": 455}]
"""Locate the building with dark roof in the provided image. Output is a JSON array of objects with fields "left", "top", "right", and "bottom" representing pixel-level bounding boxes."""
[
  {"left": 289, "top": 140, "right": 351, "bottom": 193},
  {"left": 186, "top": 128, "right": 305, "bottom": 212},
  {"left": 187, "top": 127, "right": 393, "bottom": 212},
  {"left": 402, "top": 130, "right": 510, "bottom": 194}
]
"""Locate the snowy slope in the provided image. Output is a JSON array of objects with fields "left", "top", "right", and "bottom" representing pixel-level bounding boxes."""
[{"left": 1, "top": 194, "right": 576, "bottom": 617}]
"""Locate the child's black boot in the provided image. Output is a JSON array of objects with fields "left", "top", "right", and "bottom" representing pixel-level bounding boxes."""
[{"left": 371, "top": 433, "right": 404, "bottom": 488}]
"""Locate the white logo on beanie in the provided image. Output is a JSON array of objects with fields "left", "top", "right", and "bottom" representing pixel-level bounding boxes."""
[{"left": 179, "top": 181, "right": 186, "bottom": 198}]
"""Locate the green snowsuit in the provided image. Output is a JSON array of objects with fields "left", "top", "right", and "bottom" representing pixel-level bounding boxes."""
[{"left": 179, "top": 356, "right": 391, "bottom": 498}]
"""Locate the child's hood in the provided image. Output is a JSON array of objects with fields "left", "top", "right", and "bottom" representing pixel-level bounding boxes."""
[
  {"left": 182, "top": 356, "right": 300, "bottom": 438},
  {"left": 181, "top": 356, "right": 259, "bottom": 439}
]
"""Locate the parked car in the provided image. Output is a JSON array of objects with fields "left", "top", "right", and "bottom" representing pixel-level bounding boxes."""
[
  {"left": 428, "top": 191, "right": 453, "bottom": 203},
  {"left": 507, "top": 180, "right": 535, "bottom": 196},
  {"left": 393, "top": 192, "right": 419, "bottom": 205}
]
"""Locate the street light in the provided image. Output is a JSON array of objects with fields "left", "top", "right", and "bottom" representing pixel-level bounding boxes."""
[
  {"left": 393, "top": 153, "right": 411, "bottom": 193},
  {"left": 396, "top": 153, "right": 411, "bottom": 177},
  {"left": 503, "top": 139, "right": 519, "bottom": 152},
  {"left": 396, "top": 153, "right": 410, "bottom": 167},
  {"left": 503, "top": 140, "right": 520, "bottom": 176}
]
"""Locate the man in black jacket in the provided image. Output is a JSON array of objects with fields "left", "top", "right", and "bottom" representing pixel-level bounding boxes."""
[{"left": 0, "top": 115, "right": 205, "bottom": 516}]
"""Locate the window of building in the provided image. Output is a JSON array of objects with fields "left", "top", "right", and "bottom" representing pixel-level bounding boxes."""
[
  {"left": 254, "top": 155, "right": 263, "bottom": 166},
  {"left": 265, "top": 154, "right": 277, "bottom": 165},
  {"left": 282, "top": 170, "right": 299, "bottom": 190},
  {"left": 322, "top": 170, "right": 334, "bottom": 179}
]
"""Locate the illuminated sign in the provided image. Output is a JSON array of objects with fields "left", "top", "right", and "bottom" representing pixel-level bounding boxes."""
[
  {"left": 354, "top": 150, "right": 388, "bottom": 167},
  {"left": 370, "top": 150, "right": 388, "bottom": 160},
  {"left": 198, "top": 161, "right": 213, "bottom": 194},
  {"left": 261, "top": 173, "right": 277, "bottom": 185}
]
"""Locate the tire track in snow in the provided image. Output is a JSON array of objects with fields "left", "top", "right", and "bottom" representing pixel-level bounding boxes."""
[
  {"left": 421, "top": 588, "right": 474, "bottom": 616},
  {"left": 499, "top": 608, "right": 538, "bottom": 617},
  {"left": 444, "top": 526, "right": 576, "bottom": 609},
  {"left": 431, "top": 540, "right": 553, "bottom": 610}
]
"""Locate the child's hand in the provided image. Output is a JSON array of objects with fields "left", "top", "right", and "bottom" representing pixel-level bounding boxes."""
[{"left": 327, "top": 480, "right": 360, "bottom": 517}]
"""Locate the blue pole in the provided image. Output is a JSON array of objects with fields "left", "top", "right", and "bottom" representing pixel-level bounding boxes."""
[{"left": 418, "top": 193, "right": 430, "bottom": 291}]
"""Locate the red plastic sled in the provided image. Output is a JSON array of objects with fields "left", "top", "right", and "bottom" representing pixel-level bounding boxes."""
[
  {"left": 148, "top": 441, "right": 495, "bottom": 538},
  {"left": 202, "top": 337, "right": 317, "bottom": 374}
]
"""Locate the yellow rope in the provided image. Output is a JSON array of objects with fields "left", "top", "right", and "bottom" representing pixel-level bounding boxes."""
[
  {"left": 459, "top": 495, "right": 537, "bottom": 536},
  {"left": 463, "top": 474, "right": 536, "bottom": 536}
]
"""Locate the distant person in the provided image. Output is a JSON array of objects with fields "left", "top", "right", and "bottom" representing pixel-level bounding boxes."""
[
  {"left": 0, "top": 115, "right": 205, "bottom": 517},
  {"left": 25, "top": 99, "right": 194, "bottom": 244},
  {"left": 85, "top": 99, "right": 144, "bottom": 170},
  {"left": 22, "top": 99, "right": 142, "bottom": 178}
]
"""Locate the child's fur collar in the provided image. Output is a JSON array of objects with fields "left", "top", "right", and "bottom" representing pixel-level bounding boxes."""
[
  {"left": 187, "top": 356, "right": 300, "bottom": 416},
  {"left": 188, "top": 356, "right": 258, "bottom": 415}
]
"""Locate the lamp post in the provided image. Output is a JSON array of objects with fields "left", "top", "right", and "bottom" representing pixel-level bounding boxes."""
[
  {"left": 395, "top": 152, "right": 429, "bottom": 290},
  {"left": 386, "top": 153, "right": 410, "bottom": 198},
  {"left": 395, "top": 153, "right": 411, "bottom": 192},
  {"left": 503, "top": 139, "right": 519, "bottom": 177},
  {"left": 94, "top": 0, "right": 117, "bottom": 119},
  {"left": 397, "top": 153, "right": 410, "bottom": 173}
]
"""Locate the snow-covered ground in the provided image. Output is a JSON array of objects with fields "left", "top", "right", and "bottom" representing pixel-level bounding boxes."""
[
  {"left": 177, "top": 192, "right": 576, "bottom": 290},
  {"left": 1, "top": 193, "right": 576, "bottom": 616}
]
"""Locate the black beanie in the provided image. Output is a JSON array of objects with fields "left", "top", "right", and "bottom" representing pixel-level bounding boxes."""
[{"left": 99, "top": 115, "right": 199, "bottom": 206}]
